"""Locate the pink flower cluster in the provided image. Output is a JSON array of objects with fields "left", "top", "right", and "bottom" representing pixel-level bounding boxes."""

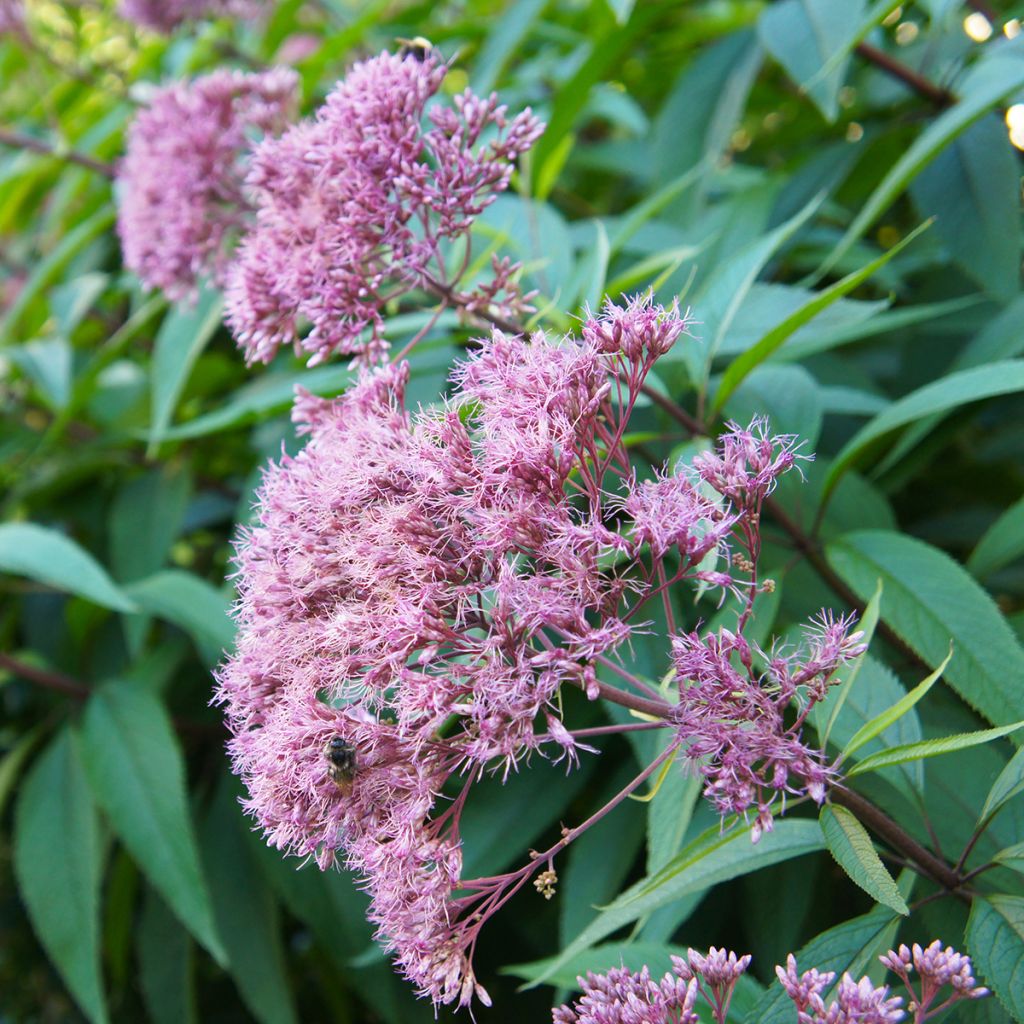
[
  {"left": 673, "top": 609, "right": 866, "bottom": 839},
  {"left": 224, "top": 49, "right": 544, "bottom": 365},
  {"left": 217, "top": 294, "right": 880, "bottom": 1006},
  {"left": 119, "top": 0, "right": 261, "bottom": 32},
  {"left": 0, "top": 0, "right": 22, "bottom": 36},
  {"left": 555, "top": 944, "right": 987, "bottom": 1024},
  {"left": 554, "top": 947, "right": 751, "bottom": 1024},
  {"left": 117, "top": 68, "right": 298, "bottom": 300}
]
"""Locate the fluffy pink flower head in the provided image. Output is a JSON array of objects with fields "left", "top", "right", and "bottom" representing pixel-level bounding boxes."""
[
  {"left": 217, "top": 297, "right": 713, "bottom": 1007},
  {"left": 119, "top": 0, "right": 261, "bottom": 32},
  {"left": 224, "top": 49, "right": 544, "bottom": 365},
  {"left": 117, "top": 68, "right": 298, "bottom": 300}
]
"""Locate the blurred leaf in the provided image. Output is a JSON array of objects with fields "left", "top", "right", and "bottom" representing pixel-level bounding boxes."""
[
  {"left": 605, "top": 0, "right": 635, "bottom": 24},
  {"left": 0, "top": 522, "right": 136, "bottom": 612},
  {"left": 758, "top": 0, "right": 865, "bottom": 121},
  {"left": 0, "top": 207, "right": 115, "bottom": 346},
  {"left": 819, "top": 805, "right": 907, "bottom": 915},
  {"left": 822, "top": 54, "right": 1024, "bottom": 274},
  {"left": 825, "top": 361, "right": 1024, "bottom": 495},
  {"left": 722, "top": 363, "right": 822, "bottom": 448},
  {"left": 50, "top": 271, "right": 108, "bottom": 335},
  {"left": 994, "top": 841, "right": 1024, "bottom": 874},
  {"left": 526, "top": 820, "right": 824, "bottom": 988},
  {"left": 138, "top": 888, "right": 197, "bottom": 1024},
  {"left": 125, "top": 569, "right": 233, "bottom": 665},
  {"left": 827, "top": 530, "right": 1024, "bottom": 731},
  {"left": 713, "top": 221, "right": 929, "bottom": 412},
  {"left": 201, "top": 775, "right": 298, "bottom": 1024},
  {"left": 968, "top": 496, "right": 1024, "bottom": 580},
  {"left": 470, "top": 0, "right": 546, "bottom": 95},
  {"left": 980, "top": 748, "right": 1024, "bottom": 826},
  {"left": 847, "top": 722, "right": 1024, "bottom": 776},
  {"left": 684, "top": 194, "right": 822, "bottom": 386},
  {"left": 14, "top": 728, "right": 108, "bottom": 1024},
  {"left": 109, "top": 465, "right": 191, "bottom": 584},
  {"left": 652, "top": 31, "right": 761, "bottom": 196},
  {"left": 8, "top": 336, "right": 73, "bottom": 409},
  {"left": 966, "top": 895, "right": 1024, "bottom": 1021},
  {"left": 909, "top": 115, "right": 1021, "bottom": 303},
  {"left": 148, "top": 286, "right": 224, "bottom": 453},
  {"left": 79, "top": 681, "right": 225, "bottom": 965}
]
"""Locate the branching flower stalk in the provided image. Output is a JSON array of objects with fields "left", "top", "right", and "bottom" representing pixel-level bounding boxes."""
[{"left": 218, "top": 294, "right": 890, "bottom": 1008}]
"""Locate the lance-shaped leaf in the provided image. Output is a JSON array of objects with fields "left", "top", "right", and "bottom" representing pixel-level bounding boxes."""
[
  {"left": 979, "top": 748, "right": 1024, "bottom": 827},
  {"left": 847, "top": 722, "right": 1024, "bottom": 777},
  {"left": 14, "top": 729, "right": 109, "bottom": 1024},
  {"left": 79, "top": 682, "right": 225, "bottom": 965},
  {"left": 0, "top": 522, "right": 136, "bottom": 612},
  {"left": 819, "top": 805, "right": 907, "bottom": 915},
  {"left": 966, "top": 895, "right": 1024, "bottom": 1021}
]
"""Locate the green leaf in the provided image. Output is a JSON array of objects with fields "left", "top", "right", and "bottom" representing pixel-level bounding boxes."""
[
  {"left": 993, "top": 841, "right": 1024, "bottom": 874},
  {"left": 979, "top": 748, "right": 1024, "bottom": 825},
  {"left": 909, "top": 115, "right": 1021, "bottom": 303},
  {"left": 968, "top": 496, "right": 1024, "bottom": 580},
  {"left": 847, "top": 722, "right": 1024, "bottom": 776},
  {"left": 8, "top": 336, "right": 73, "bottom": 409},
  {"left": 827, "top": 530, "right": 1024, "bottom": 731},
  {"left": 966, "top": 895, "right": 1024, "bottom": 1020},
  {"left": 819, "top": 805, "right": 908, "bottom": 915},
  {"left": 50, "top": 271, "right": 108, "bottom": 336},
  {"left": 821, "top": 53, "right": 1024, "bottom": 275},
  {"left": 109, "top": 466, "right": 191, "bottom": 583},
  {"left": 469, "top": 0, "right": 546, "bottom": 95},
  {"left": 713, "top": 221, "right": 930, "bottom": 413},
  {"left": 685, "top": 194, "right": 823, "bottom": 386},
  {"left": 125, "top": 570, "right": 234, "bottom": 665},
  {"left": 201, "top": 775, "right": 298, "bottom": 1024},
  {"left": 0, "top": 522, "right": 136, "bottom": 612},
  {"left": 14, "top": 729, "right": 108, "bottom": 1024},
  {"left": 841, "top": 647, "right": 951, "bottom": 762},
  {"left": 722, "top": 363, "right": 823, "bottom": 449},
  {"left": 138, "top": 888, "right": 197, "bottom": 1024},
  {"left": 148, "top": 287, "right": 224, "bottom": 453},
  {"left": 525, "top": 819, "right": 824, "bottom": 988},
  {"left": 758, "top": 0, "right": 866, "bottom": 121},
  {"left": 824, "top": 361, "right": 1024, "bottom": 496},
  {"left": 79, "top": 681, "right": 225, "bottom": 965},
  {"left": 0, "top": 206, "right": 115, "bottom": 346}
]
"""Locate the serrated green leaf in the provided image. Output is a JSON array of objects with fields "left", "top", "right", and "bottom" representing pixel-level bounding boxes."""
[
  {"left": 125, "top": 570, "right": 234, "bottom": 665},
  {"left": 847, "top": 722, "right": 1024, "bottom": 776},
  {"left": 14, "top": 729, "right": 108, "bottom": 1024},
  {"left": 827, "top": 530, "right": 1024, "bottom": 733},
  {"left": 79, "top": 681, "right": 225, "bottom": 965},
  {"left": 0, "top": 522, "right": 136, "bottom": 612},
  {"left": 713, "top": 222, "right": 930, "bottom": 413},
  {"left": 819, "top": 805, "right": 907, "bottom": 915},
  {"left": 824, "top": 361, "right": 1024, "bottom": 496},
  {"left": 525, "top": 819, "right": 824, "bottom": 988},
  {"left": 841, "top": 647, "right": 951, "bottom": 762},
  {"left": 966, "top": 895, "right": 1024, "bottom": 1020},
  {"left": 993, "top": 841, "right": 1024, "bottom": 874},
  {"left": 148, "top": 287, "right": 224, "bottom": 453},
  {"left": 979, "top": 748, "right": 1024, "bottom": 825}
]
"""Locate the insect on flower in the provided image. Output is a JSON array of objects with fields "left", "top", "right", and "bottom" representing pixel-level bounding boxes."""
[
  {"left": 397, "top": 36, "right": 435, "bottom": 61},
  {"left": 324, "top": 736, "right": 358, "bottom": 795}
]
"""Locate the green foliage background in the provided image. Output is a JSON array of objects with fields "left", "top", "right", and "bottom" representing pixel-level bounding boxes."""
[{"left": 2, "top": 0, "right": 1024, "bottom": 1021}]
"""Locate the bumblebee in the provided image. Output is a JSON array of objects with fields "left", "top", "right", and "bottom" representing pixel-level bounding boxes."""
[
  {"left": 397, "top": 36, "right": 434, "bottom": 62},
  {"left": 324, "top": 736, "right": 357, "bottom": 794}
]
